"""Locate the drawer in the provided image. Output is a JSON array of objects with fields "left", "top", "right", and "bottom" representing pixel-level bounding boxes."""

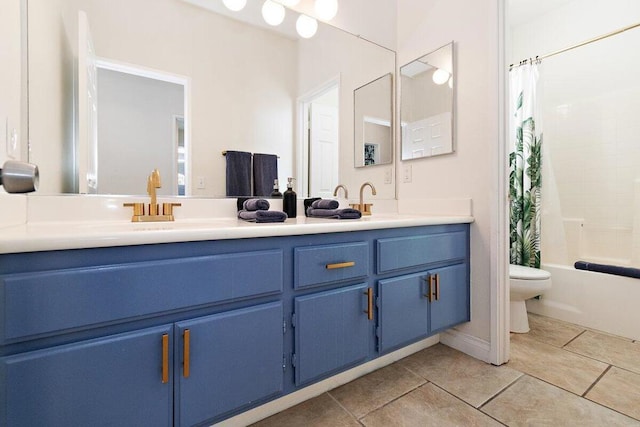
[
  {"left": 294, "top": 242, "right": 368, "bottom": 289},
  {"left": 377, "top": 231, "right": 466, "bottom": 273},
  {"left": 0, "top": 249, "right": 283, "bottom": 342}
]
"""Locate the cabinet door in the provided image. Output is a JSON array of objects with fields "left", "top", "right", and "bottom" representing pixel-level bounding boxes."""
[
  {"left": 378, "top": 272, "right": 430, "bottom": 353},
  {"left": 293, "top": 284, "right": 371, "bottom": 386},
  {"left": 175, "top": 302, "right": 284, "bottom": 427},
  {"left": 429, "top": 263, "right": 470, "bottom": 333},
  {"left": 0, "top": 325, "right": 173, "bottom": 427}
]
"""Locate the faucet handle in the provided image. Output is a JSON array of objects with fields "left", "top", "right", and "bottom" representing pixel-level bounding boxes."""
[
  {"left": 162, "top": 203, "right": 182, "bottom": 216},
  {"left": 123, "top": 202, "right": 145, "bottom": 217}
]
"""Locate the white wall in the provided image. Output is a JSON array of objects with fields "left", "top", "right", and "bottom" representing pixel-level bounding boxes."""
[
  {"left": 290, "top": 0, "right": 397, "bottom": 50},
  {"left": 509, "top": 0, "right": 640, "bottom": 267},
  {"left": 0, "top": 0, "right": 22, "bottom": 168},
  {"left": 397, "top": 0, "right": 502, "bottom": 343}
]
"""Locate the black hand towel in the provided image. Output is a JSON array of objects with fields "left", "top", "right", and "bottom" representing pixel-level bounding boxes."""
[
  {"left": 311, "top": 199, "right": 340, "bottom": 209},
  {"left": 225, "top": 151, "right": 252, "bottom": 197},
  {"left": 306, "top": 207, "right": 362, "bottom": 220},
  {"left": 243, "top": 198, "right": 270, "bottom": 211},
  {"left": 238, "top": 209, "right": 288, "bottom": 223},
  {"left": 253, "top": 153, "right": 278, "bottom": 197}
]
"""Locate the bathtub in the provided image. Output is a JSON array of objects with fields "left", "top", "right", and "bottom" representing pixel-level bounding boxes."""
[{"left": 526, "top": 263, "right": 640, "bottom": 341}]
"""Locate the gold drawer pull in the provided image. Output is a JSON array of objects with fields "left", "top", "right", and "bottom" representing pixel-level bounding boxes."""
[
  {"left": 161, "top": 333, "right": 169, "bottom": 384},
  {"left": 183, "top": 329, "right": 191, "bottom": 378},
  {"left": 364, "top": 288, "right": 374, "bottom": 320},
  {"left": 326, "top": 261, "right": 355, "bottom": 270}
]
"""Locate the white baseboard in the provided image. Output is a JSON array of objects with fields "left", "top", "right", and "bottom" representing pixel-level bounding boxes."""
[
  {"left": 440, "top": 328, "right": 491, "bottom": 363},
  {"left": 213, "top": 335, "right": 440, "bottom": 426}
]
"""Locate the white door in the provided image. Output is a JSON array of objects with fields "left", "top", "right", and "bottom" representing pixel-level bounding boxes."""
[
  {"left": 309, "top": 103, "right": 339, "bottom": 198},
  {"left": 77, "top": 11, "right": 98, "bottom": 194}
]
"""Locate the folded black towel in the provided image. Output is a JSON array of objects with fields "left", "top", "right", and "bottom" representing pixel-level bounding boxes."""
[
  {"left": 238, "top": 209, "right": 288, "bottom": 223},
  {"left": 311, "top": 199, "right": 340, "bottom": 209},
  {"left": 306, "top": 207, "right": 362, "bottom": 220},
  {"left": 243, "top": 198, "right": 270, "bottom": 211}
]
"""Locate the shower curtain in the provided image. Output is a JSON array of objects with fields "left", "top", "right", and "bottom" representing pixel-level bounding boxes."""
[{"left": 509, "top": 63, "right": 542, "bottom": 268}]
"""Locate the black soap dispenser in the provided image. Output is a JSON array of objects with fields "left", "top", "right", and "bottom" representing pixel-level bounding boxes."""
[
  {"left": 270, "top": 179, "right": 282, "bottom": 198},
  {"left": 283, "top": 177, "right": 297, "bottom": 218}
]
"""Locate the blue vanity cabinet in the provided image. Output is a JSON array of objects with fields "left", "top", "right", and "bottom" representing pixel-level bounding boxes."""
[
  {"left": 428, "top": 263, "right": 470, "bottom": 333},
  {"left": 0, "top": 324, "right": 174, "bottom": 427},
  {"left": 377, "top": 272, "right": 431, "bottom": 353},
  {"left": 0, "top": 222, "right": 471, "bottom": 425},
  {"left": 292, "top": 283, "right": 372, "bottom": 386},
  {"left": 175, "top": 302, "right": 284, "bottom": 427},
  {"left": 375, "top": 228, "right": 470, "bottom": 354}
]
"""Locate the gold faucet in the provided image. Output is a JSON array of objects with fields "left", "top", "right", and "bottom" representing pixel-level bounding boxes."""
[
  {"left": 333, "top": 184, "right": 349, "bottom": 199},
  {"left": 350, "top": 182, "right": 376, "bottom": 215},
  {"left": 124, "top": 169, "right": 181, "bottom": 222}
]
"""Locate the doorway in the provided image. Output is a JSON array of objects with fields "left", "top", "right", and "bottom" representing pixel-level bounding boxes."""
[{"left": 298, "top": 78, "right": 340, "bottom": 198}]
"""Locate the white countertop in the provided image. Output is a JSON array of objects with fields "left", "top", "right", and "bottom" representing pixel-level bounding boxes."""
[{"left": 0, "top": 214, "right": 474, "bottom": 254}]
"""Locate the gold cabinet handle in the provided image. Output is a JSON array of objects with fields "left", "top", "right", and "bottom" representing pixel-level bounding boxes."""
[
  {"left": 326, "top": 261, "right": 355, "bottom": 270},
  {"left": 423, "top": 276, "right": 433, "bottom": 302},
  {"left": 161, "top": 333, "right": 169, "bottom": 384},
  {"left": 364, "top": 288, "right": 374, "bottom": 320},
  {"left": 435, "top": 273, "right": 441, "bottom": 301},
  {"left": 183, "top": 329, "right": 190, "bottom": 378}
]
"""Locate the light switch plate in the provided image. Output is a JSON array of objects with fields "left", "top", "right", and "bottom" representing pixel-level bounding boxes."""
[
  {"left": 196, "top": 176, "right": 206, "bottom": 189},
  {"left": 402, "top": 164, "right": 412, "bottom": 183},
  {"left": 384, "top": 168, "right": 392, "bottom": 184}
]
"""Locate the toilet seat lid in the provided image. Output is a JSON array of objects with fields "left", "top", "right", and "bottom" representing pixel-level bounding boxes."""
[{"left": 509, "top": 264, "right": 551, "bottom": 280}]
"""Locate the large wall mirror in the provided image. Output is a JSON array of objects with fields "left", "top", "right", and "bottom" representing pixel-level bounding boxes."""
[
  {"left": 25, "top": 0, "right": 396, "bottom": 198},
  {"left": 400, "top": 42, "right": 454, "bottom": 160},
  {"left": 354, "top": 73, "right": 392, "bottom": 168}
]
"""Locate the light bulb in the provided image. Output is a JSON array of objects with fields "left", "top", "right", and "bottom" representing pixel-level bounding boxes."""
[
  {"left": 448, "top": 76, "right": 453, "bottom": 89},
  {"left": 314, "top": 0, "right": 338, "bottom": 20},
  {"left": 432, "top": 68, "right": 450, "bottom": 85},
  {"left": 296, "top": 14, "right": 318, "bottom": 38},
  {"left": 222, "top": 0, "right": 247, "bottom": 12},
  {"left": 262, "top": 0, "right": 286, "bottom": 26}
]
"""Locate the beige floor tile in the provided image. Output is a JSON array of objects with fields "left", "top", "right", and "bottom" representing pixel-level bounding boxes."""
[
  {"left": 565, "top": 330, "right": 640, "bottom": 374},
  {"left": 399, "top": 343, "right": 522, "bottom": 407},
  {"left": 525, "top": 312, "right": 586, "bottom": 347},
  {"left": 361, "top": 383, "right": 502, "bottom": 427},
  {"left": 482, "top": 375, "right": 639, "bottom": 426},
  {"left": 586, "top": 367, "right": 640, "bottom": 421},
  {"left": 328, "top": 362, "right": 426, "bottom": 419},
  {"left": 251, "top": 393, "right": 359, "bottom": 427},
  {"left": 509, "top": 333, "right": 608, "bottom": 395}
]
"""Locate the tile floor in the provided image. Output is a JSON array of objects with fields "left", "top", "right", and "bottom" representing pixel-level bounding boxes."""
[{"left": 253, "top": 313, "right": 640, "bottom": 426}]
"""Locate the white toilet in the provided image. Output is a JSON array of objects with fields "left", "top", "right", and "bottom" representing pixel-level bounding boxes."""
[{"left": 509, "top": 264, "right": 552, "bottom": 333}]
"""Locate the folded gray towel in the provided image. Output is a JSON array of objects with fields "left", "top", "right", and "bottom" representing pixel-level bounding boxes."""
[
  {"left": 238, "top": 209, "right": 288, "bottom": 223},
  {"left": 243, "top": 198, "right": 270, "bottom": 211},
  {"left": 306, "top": 207, "right": 362, "bottom": 220},
  {"left": 311, "top": 199, "right": 339, "bottom": 209}
]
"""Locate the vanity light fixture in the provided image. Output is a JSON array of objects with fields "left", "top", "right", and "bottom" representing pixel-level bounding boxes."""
[
  {"left": 276, "top": 0, "right": 300, "bottom": 6},
  {"left": 314, "top": 0, "right": 338, "bottom": 21},
  {"left": 222, "top": 0, "right": 247, "bottom": 12},
  {"left": 296, "top": 14, "right": 318, "bottom": 38},
  {"left": 432, "top": 68, "right": 450, "bottom": 85},
  {"left": 262, "top": 0, "right": 286, "bottom": 26},
  {"left": 448, "top": 76, "right": 453, "bottom": 88}
]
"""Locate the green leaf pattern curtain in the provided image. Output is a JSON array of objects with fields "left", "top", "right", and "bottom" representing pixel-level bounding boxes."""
[{"left": 509, "top": 63, "right": 542, "bottom": 268}]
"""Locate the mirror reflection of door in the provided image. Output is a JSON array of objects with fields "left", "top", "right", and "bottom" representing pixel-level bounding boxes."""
[
  {"left": 300, "top": 83, "right": 339, "bottom": 198},
  {"left": 95, "top": 66, "right": 185, "bottom": 196}
]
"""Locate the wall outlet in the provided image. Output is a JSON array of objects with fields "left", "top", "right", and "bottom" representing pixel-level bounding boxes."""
[
  {"left": 384, "top": 168, "right": 392, "bottom": 184},
  {"left": 402, "top": 164, "right": 412, "bottom": 183},
  {"left": 196, "top": 176, "right": 206, "bottom": 189}
]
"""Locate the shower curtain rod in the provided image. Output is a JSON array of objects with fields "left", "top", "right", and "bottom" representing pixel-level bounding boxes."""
[{"left": 511, "top": 21, "right": 640, "bottom": 68}]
